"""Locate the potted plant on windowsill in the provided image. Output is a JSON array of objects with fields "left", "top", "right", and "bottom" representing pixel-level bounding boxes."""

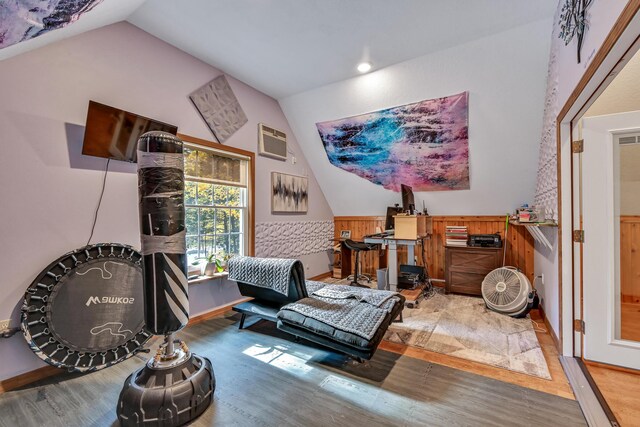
[{"left": 202, "top": 253, "right": 225, "bottom": 276}]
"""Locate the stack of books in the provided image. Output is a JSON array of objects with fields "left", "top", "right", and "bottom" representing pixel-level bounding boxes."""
[{"left": 445, "top": 226, "right": 468, "bottom": 246}]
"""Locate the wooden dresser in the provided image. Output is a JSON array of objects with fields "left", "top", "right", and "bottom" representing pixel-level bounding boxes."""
[{"left": 445, "top": 246, "right": 502, "bottom": 296}]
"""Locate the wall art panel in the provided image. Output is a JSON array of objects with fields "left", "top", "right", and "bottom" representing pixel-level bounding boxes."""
[
  {"left": 271, "top": 172, "right": 308, "bottom": 213},
  {"left": 255, "top": 220, "right": 334, "bottom": 258},
  {"left": 189, "top": 74, "right": 248, "bottom": 143},
  {"left": 316, "top": 92, "right": 469, "bottom": 192}
]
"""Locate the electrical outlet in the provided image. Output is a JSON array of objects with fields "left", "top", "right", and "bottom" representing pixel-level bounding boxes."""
[{"left": 0, "top": 319, "right": 10, "bottom": 331}]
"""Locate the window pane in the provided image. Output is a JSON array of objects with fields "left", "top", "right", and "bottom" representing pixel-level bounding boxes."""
[
  {"left": 197, "top": 151, "right": 214, "bottom": 179},
  {"left": 201, "top": 234, "right": 215, "bottom": 258},
  {"left": 213, "top": 185, "right": 228, "bottom": 206},
  {"left": 229, "top": 234, "right": 241, "bottom": 255},
  {"left": 199, "top": 208, "right": 215, "bottom": 235},
  {"left": 185, "top": 181, "right": 196, "bottom": 205},
  {"left": 216, "top": 209, "right": 229, "bottom": 234},
  {"left": 186, "top": 236, "right": 198, "bottom": 265},
  {"left": 197, "top": 183, "right": 213, "bottom": 205},
  {"left": 229, "top": 209, "right": 241, "bottom": 233},
  {"left": 227, "top": 187, "right": 242, "bottom": 207},
  {"left": 185, "top": 207, "right": 198, "bottom": 236},
  {"left": 184, "top": 147, "right": 197, "bottom": 177},
  {"left": 216, "top": 234, "right": 229, "bottom": 255}
]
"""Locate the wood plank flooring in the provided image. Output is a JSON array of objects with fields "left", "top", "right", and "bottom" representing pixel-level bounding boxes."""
[
  {"left": 586, "top": 363, "right": 640, "bottom": 426},
  {"left": 380, "top": 308, "right": 575, "bottom": 399},
  {"left": 0, "top": 314, "right": 585, "bottom": 427}
]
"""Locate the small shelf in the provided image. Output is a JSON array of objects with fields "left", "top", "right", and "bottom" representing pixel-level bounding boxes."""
[
  {"left": 509, "top": 220, "right": 558, "bottom": 227},
  {"left": 510, "top": 220, "right": 556, "bottom": 250}
]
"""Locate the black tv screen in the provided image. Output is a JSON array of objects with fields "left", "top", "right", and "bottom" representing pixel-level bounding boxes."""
[{"left": 82, "top": 101, "right": 178, "bottom": 162}]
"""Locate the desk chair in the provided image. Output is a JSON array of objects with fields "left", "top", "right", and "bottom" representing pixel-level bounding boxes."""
[{"left": 343, "top": 239, "right": 377, "bottom": 287}]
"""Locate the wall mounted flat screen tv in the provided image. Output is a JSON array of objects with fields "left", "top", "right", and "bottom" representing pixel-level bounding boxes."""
[{"left": 82, "top": 101, "right": 178, "bottom": 162}]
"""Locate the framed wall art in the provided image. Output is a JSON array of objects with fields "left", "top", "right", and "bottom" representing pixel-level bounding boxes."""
[{"left": 271, "top": 172, "right": 308, "bottom": 213}]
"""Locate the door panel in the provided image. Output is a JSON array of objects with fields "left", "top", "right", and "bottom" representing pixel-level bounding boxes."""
[{"left": 581, "top": 113, "right": 640, "bottom": 370}]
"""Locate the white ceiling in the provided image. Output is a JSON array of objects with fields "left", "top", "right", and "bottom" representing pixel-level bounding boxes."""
[
  {"left": 127, "top": 0, "right": 557, "bottom": 99},
  {"left": 0, "top": 0, "right": 557, "bottom": 99}
]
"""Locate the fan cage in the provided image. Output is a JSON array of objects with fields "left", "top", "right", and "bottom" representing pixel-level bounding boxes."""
[{"left": 482, "top": 267, "right": 532, "bottom": 315}]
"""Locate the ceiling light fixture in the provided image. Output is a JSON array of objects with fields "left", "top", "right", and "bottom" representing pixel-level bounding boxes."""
[{"left": 357, "top": 62, "right": 372, "bottom": 73}]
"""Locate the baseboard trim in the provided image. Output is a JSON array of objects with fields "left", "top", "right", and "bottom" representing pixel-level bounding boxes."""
[
  {"left": 0, "top": 365, "right": 60, "bottom": 394},
  {"left": 188, "top": 297, "right": 251, "bottom": 326},
  {"left": 308, "top": 271, "right": 332, "bottom": 281},
  {"left": 539, "top": 305, "right": 560, "bottom": 351}
]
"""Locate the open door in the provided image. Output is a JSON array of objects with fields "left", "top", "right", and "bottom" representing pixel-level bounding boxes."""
[{"left": 579, "top": 113, "right": 640, "bottom": 370}]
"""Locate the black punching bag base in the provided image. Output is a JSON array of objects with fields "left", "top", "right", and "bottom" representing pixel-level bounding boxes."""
[{"left": 117, "top": 353, "right": 214, "bottom": 426}]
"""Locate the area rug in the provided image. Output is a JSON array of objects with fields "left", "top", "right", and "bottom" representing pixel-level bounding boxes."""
[{"left": 319, "top": 278, "right": 552, "bottom": 380}]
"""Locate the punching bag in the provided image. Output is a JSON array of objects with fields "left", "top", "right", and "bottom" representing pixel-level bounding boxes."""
[
  {"left": 137, "top": 131, "right": 189, "bottom": 334},
  {"left": 118, "top": 131, "right": 214, "bottom": 427}
]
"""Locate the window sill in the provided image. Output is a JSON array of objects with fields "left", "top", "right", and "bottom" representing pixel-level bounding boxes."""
[{"left": 188, "top": 272, "right": 229, "bottom": 285}]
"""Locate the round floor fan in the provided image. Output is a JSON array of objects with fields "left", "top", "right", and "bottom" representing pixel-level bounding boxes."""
[{"left": 482, "top": 267, "right": 537, "bottom": 318}]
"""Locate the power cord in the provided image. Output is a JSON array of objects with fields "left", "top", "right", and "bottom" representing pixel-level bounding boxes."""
[{"left": 86, "top": 158, "right": 110, "bottom": 246}]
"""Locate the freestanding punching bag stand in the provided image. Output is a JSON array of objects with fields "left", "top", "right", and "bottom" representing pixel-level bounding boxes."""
[{"left": 117, "top": 132, "right": 214, "bottom": 426}]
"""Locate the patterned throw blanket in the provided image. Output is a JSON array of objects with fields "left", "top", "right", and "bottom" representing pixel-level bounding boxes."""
[
  {"left": 311, "top": 284, "right": 396, "bottom": 307},
  {"left": 282, "top": 287, "right": 400, "bottom": 341},
  {"left": 228, "top": 256, "right": 300, "bottom": 296}
]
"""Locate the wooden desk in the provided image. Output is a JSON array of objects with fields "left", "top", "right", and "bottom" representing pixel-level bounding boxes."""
[{"left": 363, "top": 234, "right": 429, "bottom": 290}]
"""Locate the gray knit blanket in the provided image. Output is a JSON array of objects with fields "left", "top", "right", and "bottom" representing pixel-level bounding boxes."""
[
  {"left": 304, "top": 280, "right": 327, "bottom": 295},
  {"left": 282, "top": 293, "right": 400, "bottom": 341},
  {"left": 311, "top": 284, "right": 396, "bottom": 307},
  {"left": 228, "top": 256, "right": 299, "bottom": 296}
]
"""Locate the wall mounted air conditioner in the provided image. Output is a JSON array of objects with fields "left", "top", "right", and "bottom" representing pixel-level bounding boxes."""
[{"left": 258, "top": 123, "right": 287, "bottom": 161}]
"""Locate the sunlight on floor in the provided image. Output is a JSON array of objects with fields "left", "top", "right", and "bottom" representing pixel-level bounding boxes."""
[
  {"left": 242, "top": 344, "right": 314, "bottom": 376},
  {"left": 242, "top": 343, "right": 420, "bottom": 419}
]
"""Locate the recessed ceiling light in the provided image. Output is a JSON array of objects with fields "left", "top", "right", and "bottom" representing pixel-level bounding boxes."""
[{"left": 357, "top": 62, "right": 372, "bottom": 73}]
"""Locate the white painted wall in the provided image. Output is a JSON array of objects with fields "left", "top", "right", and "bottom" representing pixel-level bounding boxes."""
[
  {"left": 0, "top": 22, "right": 332, "bottom": 381},
  {"left": 533, "top": 0, "right": 629, "bottom": 353},
  {"left": 280, "top": 18, "right": 553, "bottom": 217}
]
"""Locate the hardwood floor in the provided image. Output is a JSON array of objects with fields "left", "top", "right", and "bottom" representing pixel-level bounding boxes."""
[
  {"left": 586, "top": 363, "right": 640, "bottom": 427},
  {"left": 379, "top": 308, "right": 574, "bottom": 400},
  {"left": 0, "top": 314, "right": 585, "bottom": 427}
]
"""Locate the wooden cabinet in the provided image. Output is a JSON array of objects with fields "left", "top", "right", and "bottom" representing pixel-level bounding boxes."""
[{"left": 445, "top": 246, "right": 502, "bottom": 296}]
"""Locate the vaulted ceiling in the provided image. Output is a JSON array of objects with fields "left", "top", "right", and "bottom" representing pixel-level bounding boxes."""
[{"left": 1, "top": 0, "right": 557, "bottom": 99}]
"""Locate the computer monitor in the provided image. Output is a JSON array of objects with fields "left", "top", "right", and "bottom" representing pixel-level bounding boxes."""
[
  {"left": 401, "top": 184, "right": 415, "bottom": 213},
  {"left": 385, "top": 206, "right": 403, "bottom": 231}
]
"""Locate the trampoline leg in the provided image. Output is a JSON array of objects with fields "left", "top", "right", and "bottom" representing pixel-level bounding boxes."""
[{"left": 239, "top": 313, "right": 246, "bottom": 330}]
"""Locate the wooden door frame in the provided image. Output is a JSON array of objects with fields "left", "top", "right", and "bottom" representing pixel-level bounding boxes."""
[{"left": 556, "top": 0, "right": 640, "bottom": 357}]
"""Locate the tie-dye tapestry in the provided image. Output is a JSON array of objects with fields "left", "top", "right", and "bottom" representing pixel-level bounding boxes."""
[
  {"left": 0, "top": 0, "right": 104, "bottom": 50},
  {"left": 316, "top": 92, "right": 470, "bottom": 192}
]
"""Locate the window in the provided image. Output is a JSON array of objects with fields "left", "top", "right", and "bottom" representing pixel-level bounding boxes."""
[{"left": 183, "top": 141, "right": 250, "bottom": 265}]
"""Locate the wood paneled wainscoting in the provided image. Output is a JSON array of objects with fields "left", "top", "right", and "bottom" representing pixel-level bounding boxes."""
[
  {"left": 621, "top": 216, "right": 640, "bottom": 304},
  {"left": 334, "top": 216, "right": 535, "bottom": 284}
]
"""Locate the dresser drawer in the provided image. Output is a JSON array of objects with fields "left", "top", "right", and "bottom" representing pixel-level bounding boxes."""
[
  {"left": 448, "top": 248, "right": 501, "bottom": 273},
  {"left": 447, "top": 271, "right": 486, "bottom": 296},
  {"left": 445, "top": 246, "right": 501, "bottom": 296}
]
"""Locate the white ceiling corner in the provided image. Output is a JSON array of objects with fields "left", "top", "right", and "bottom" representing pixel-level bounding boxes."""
[{"left": 128, "top": 0, "right": 557, "bottom": 99}]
